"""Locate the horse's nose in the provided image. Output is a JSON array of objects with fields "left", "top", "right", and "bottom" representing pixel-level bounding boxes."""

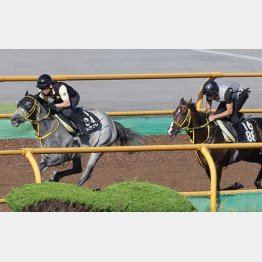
[
  {"left": 11, "top": 115, "right": 21, "bottom": 127},
  {"left": 167, "top": 126, "right": 173, "bottom": 136},
  {"left": 167, "top": 123, "right": 174, "bottom": 136}
]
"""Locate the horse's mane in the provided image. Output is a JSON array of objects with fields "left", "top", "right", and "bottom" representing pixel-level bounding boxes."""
[
  {"left": 32, "top": 93, "right": 50, "bottom": 110},
  {"left": 188, "top": 101, "right": 207, "bottom": 119}
]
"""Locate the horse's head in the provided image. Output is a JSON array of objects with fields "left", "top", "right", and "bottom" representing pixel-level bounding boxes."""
[
  {"left": 167, "top": 98, "right": 192, "bottom": 137},
  {"left": 11, "top": 91, "right": 40, "bottom": 127}
]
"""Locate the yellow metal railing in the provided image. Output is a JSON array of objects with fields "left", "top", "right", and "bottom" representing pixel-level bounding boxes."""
[
  {"left": 2, "top": 142, "right": 262, "bottom": 211},
  {"left": 2, "top": 107, "right": 262, "bottom": 119},
  {"left": 1, "top": 72, "right": 262, "bottom": 82},
  {"left": 0, "top": 144, "right": 217, "bottom": 211},
  {"left": 1, "top": 72, "right": 262, "bottom": 210},
  {"left": 1, "top": 72, "right": 262, "bottom": 117}
]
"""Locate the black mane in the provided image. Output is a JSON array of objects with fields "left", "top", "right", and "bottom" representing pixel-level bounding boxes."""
[
  {"left": 33, "top": 93, "right": 50, "bottom": 109},
  {"left": 189, "top": 102, "right": 207, "bottom": 119}
]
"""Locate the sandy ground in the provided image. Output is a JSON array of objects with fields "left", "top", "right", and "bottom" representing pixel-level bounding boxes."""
[{"left": 0, "top": 135, "right": 260, "bottom": 212}]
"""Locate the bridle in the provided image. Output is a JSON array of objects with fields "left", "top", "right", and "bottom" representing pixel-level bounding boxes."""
[
  {"left": 17, "top": 95, "right": 60, "bottom": 145},
  {"left": 17, "top": 95, "right": 40, "bottom": 121},
  {"left": 172, "top": 106, "right": 192, "bottom": 130},
  {"left": 172, "top": 105, "right": 211, "bottom": 143}
]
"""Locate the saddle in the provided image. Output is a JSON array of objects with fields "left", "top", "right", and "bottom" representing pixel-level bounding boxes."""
[
  {"left": 54, "top": 108, "right": 101, "bottom": 136},
  {"left": 216, "top": 119, "right": 257, "bottom": 143},
  {"left": 215, "top": 120, "right": 237, "bottom": 143}
]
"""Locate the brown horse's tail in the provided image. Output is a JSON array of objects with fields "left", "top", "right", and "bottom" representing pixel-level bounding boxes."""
[{"left": 114, "top": 121, "right": 147, "bottom": 146}]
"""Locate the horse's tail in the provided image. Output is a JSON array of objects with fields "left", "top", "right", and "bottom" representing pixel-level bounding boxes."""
[{"left": 114, "top": 121, "right": 146, "bottom": 146}]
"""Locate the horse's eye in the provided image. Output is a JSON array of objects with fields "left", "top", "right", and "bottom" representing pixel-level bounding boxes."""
[{"left": 25, "top": 101, "right": 32, "bottom": 108}]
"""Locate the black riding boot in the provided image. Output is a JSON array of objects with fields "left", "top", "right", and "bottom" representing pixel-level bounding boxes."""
[
  {"left": 233, "top": 122, "right": 246, "bottom": 143},
  {"left": 75, "top": 121, "right": 88, "bottom": 136},
  {"left": 70, "top": 116, "right": 89, "bottom": 136},
  {"left": 63, "top": 109, "right": 89, "bottom": 136}
]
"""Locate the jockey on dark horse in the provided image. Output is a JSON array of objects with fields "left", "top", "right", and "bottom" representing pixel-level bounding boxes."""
[
  {"left": 202, "top": 79, "right": 251, "bottom": 142},
  {"left": 36, "top": 74, "right": 88, "bottom": 136}
]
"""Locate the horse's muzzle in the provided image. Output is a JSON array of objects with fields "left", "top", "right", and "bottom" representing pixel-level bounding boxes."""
[
  {"left": 11, "top": 113, "right": 24, "bottom": 127},
  {"left": 167, "top": 123, "right": 179, "bottom": 137}
]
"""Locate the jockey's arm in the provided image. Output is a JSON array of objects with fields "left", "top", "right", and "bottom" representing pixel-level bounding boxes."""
[
  {"left": 209, "top": 102, "right": 233, "bottom": 121},
  {"left": 54, "top": 85, "right": 71, "bottom": 109}
]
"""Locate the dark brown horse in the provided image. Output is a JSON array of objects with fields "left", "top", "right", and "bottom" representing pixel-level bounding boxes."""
[{"left": 168, "top": 98, "right": 262, "bottom": 190}]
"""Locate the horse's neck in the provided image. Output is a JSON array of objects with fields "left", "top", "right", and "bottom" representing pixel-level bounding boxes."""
[
  {"left": 34, "top": 109, "right": 71, "bottom": 146},
  {"left": 190, "top": 110, "right": 206, "bottom": 128},
  {"left": 189, "top": 110, "right": 211, "bottom": 144}
]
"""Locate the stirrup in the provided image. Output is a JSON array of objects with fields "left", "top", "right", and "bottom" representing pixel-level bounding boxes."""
[
  {"left": 237, "top": 135, "right": 246, "bottom": 143},
  {"left": 75, "top": 127, "right": 88, "bottom": 136}
]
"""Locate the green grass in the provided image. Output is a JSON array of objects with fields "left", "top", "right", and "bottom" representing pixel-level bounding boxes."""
[
  {"left": 6, "top": 183, "right": 97, "bottom": 212},
  {"left": 6, "top": 181, "right": 197, "bottom": 212},
  {"left": 98, "top": 181, "right": 197, "bottom": 212}
]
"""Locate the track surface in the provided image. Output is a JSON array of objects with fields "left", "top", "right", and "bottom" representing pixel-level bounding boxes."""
[
  {"left": 1, "top": 50, "right": 262, "bottom": 211},
  {"left": 0, "top": 135, "right": 259, "bottom": 212}
]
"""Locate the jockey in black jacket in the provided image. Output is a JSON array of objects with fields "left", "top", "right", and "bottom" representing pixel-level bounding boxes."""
[
  {"left": 202, "top": 79, "right": 251, "bottom": 142},
  {"left": 36, "top": 74, "right": 87, "bottom": 136}
]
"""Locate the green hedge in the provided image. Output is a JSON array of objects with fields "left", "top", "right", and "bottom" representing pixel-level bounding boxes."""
[{"left": 6, "top": 181, "right": 197, "bottom": 212}]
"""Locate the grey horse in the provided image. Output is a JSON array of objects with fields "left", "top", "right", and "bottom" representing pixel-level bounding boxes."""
[{"left": 11, "top": 92, "right": 146, "bottom": 185}]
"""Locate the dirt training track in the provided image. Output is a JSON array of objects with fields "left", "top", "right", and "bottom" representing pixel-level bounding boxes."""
[{"left": 0, "top": 135, "right": 259, "bottom": 212}]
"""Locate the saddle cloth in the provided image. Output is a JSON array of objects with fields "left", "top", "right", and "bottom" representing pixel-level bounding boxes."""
[
  {"left": 78, "top": 109, "right": 101, "bottom": 133},
  {"left": 216, "top": 119, "right": 257, "bottom": 143},
  {"left": 54, "top": 108, "right": 101, "bottom": 135}
]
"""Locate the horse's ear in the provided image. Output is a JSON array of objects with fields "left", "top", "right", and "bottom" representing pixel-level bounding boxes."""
[
  {"left": 25, "top": 90, "right": 28, "bottom": 96},
  {"left": 189, "top": 98, "right": 192, "bottom": 104},
  {"left": 180, "top": 97, "right": 185, "bottom": 104}
]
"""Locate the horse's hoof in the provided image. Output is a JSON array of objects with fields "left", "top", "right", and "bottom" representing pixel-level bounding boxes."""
[
  {"left": 222, "top": 182, "right": 244, "bottom": 190},
  {"left": 233, "top": 182, "right": 244, "bottom": 189},
  {"left": 77, "top": 179, "right": 85, "bottom": 186},
  {"left": 50, "top": 171, "right": 60, "bottom": 182},
  {"left": 43, "top": 178, "right": 59, "bottom": 183},
  {"left": 49, "top": 178, "right": 60, "bottom": 182},
  {"left": 254, "top": 181, "right": 262, "bottom": 189}
]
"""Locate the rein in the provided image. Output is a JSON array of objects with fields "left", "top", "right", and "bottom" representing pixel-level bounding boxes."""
[
  {"left": 172, "top": 108, "right": 211, "bottom": 144},
  {"left": 172, "top": 106, "right": 213, "bottom": 169},
  {"left": 19, "top": 96, "right": 61, "bottom": 146}
]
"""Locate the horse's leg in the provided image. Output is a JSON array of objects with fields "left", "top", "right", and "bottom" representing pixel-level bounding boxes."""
[
  {"left": 51, "top": 157, "right": 82, "bottom": 182},
  {"left": 78, "top": 152, "right": 103, "bottom": 186},
  {"left": 39, "top": 159, "right": 47, "bottom": 173},
  {"left": 216, "top": 166, "right": 223, "bottom": 191},
  {"left": 242, "top": 152, "right": 262, "bottom": 189},
  {"left": 204, "top": 166, "right": 223, "bottom": 207},
  {"left": 204, "top": 165, "right": 222, "bottom": 190},
  {"left": 39, "top": 159, "right": 49, "bottom": 182},
  {"left": 254, "top": 166, "right": 262, "bottom": 189}
]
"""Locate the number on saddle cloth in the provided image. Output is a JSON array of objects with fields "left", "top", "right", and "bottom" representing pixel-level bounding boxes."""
[
  {"left": 217, "top": 119, "right": 257, "bottom": 143},
  {"left": 73, "top": 108, "right": 101, "bottom": 133},
  {"left": 241, "top": 119, "right": 256, "bottom": 142}
]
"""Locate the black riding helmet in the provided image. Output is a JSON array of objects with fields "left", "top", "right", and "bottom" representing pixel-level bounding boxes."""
[
  {"left": 36, "top": 74, "right": 53, "bottom": 89},
  {"left": 202, "top": 80, "right": 219, "bottom": 97}
]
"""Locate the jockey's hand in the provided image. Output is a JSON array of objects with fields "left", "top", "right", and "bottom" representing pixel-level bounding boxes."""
[
  {"left": 244, "top": 87, "right": 251, "bottom": 95},
  {"left": 49, "top": 103, "right": 60, "bottom": 113},
  {"left": 208, "top": 115, "right": 217, "bottom": 122}
]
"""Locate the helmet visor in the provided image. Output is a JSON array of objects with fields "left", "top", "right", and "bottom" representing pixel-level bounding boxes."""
[{"left": 37, "top": 84, "right": 51, "bottom": 90}]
